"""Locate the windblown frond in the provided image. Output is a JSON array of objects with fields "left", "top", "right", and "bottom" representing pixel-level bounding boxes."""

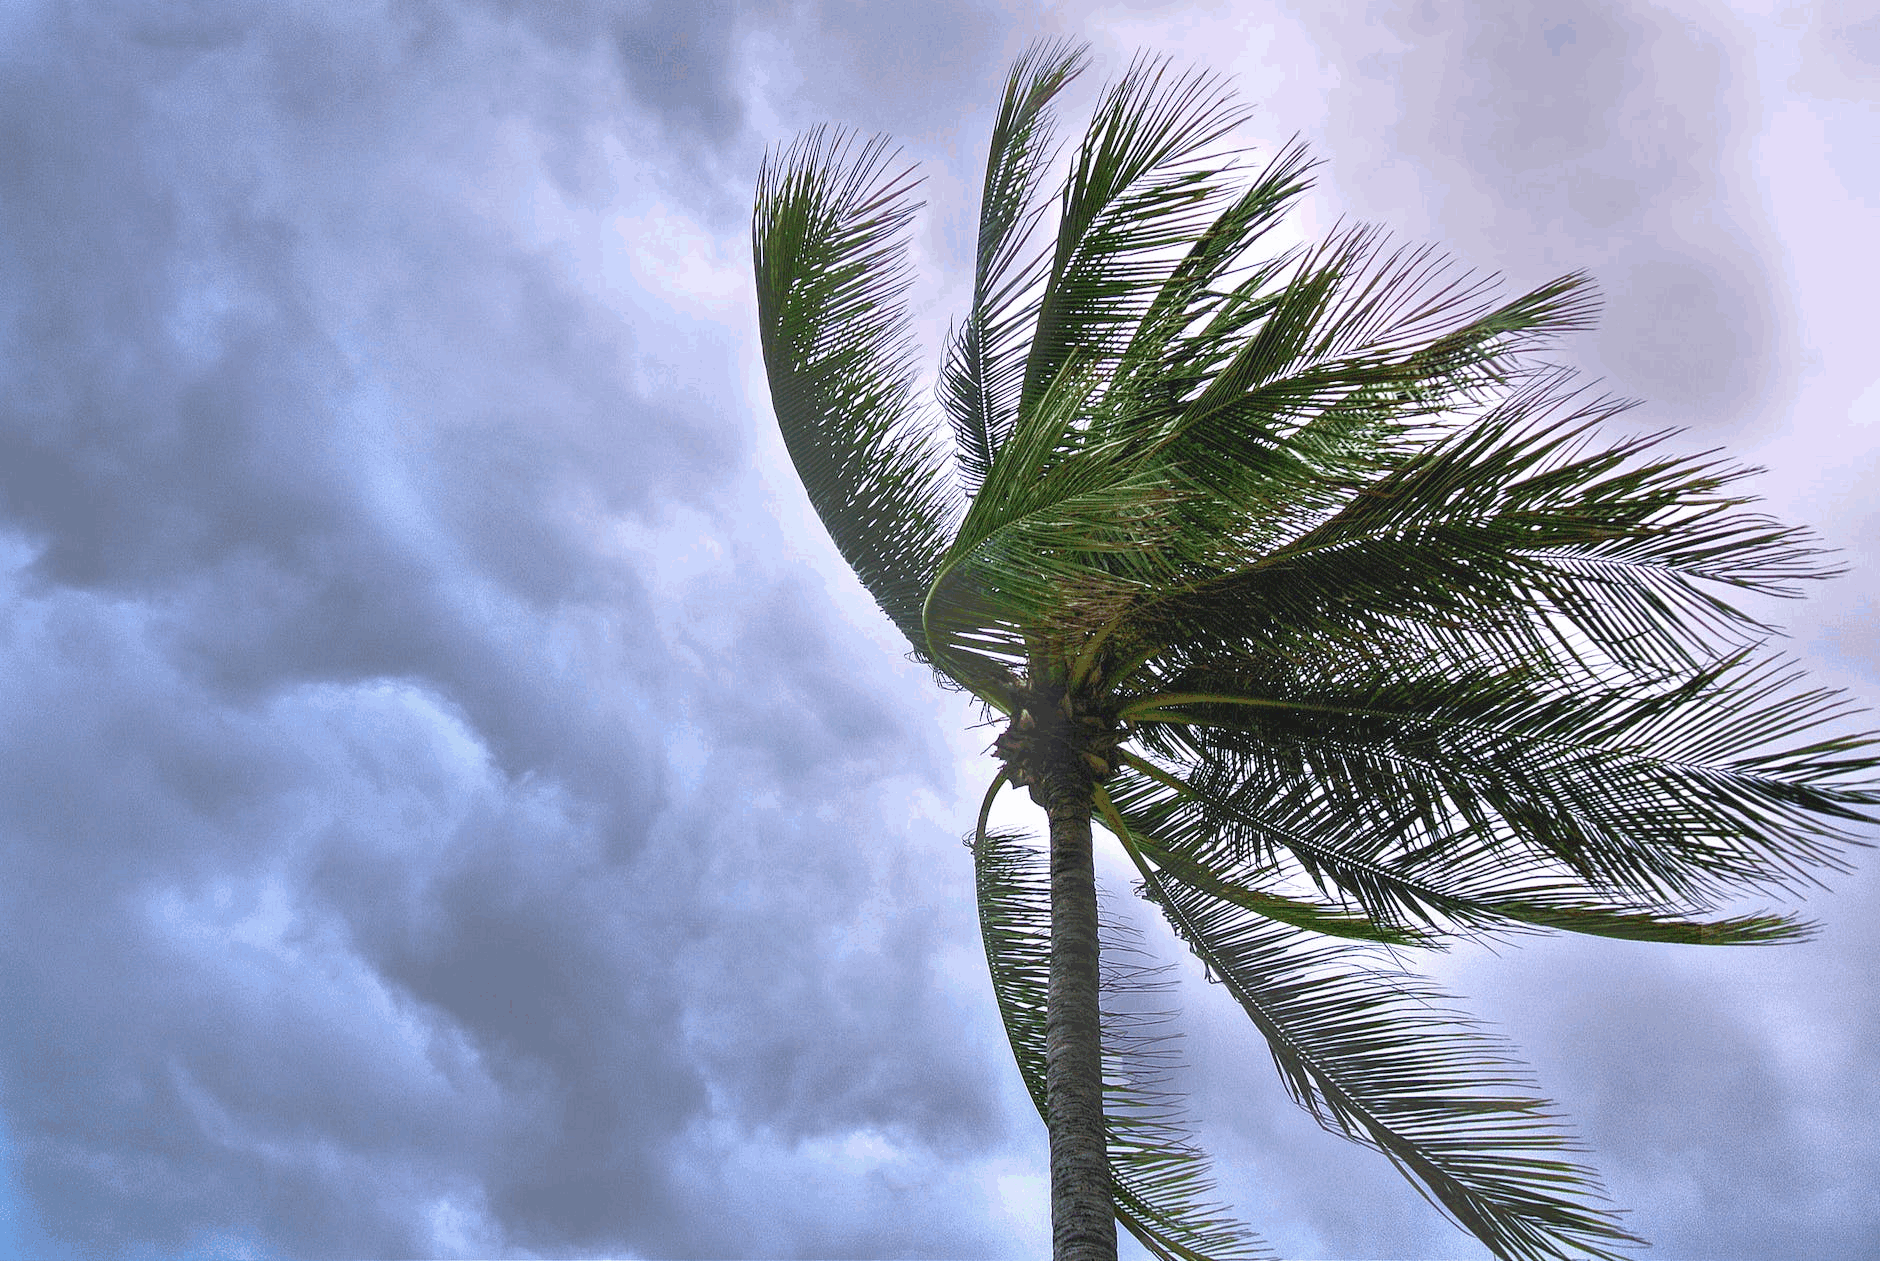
[
  {"left": 1022, "top": 54, "right": 1252, "bottom": 425},
  {"left": 754, "top": 129, "right": 958, "bottom": 659},
  {"left": 1130, "top": 852, "right": 1642, "bottom": 1261},
  {"left": 942, "top": 38, "right": 1089, "bottom": 496},
  {"left": 1121, "top": 373, "right": 1830, "bottom": 681},
  {"left": 971, "top": 808, "right": 1270, "bottom": 1261},
  {"left": 1115, "top": 645, "right": 1876, "bottom": 917},
  {"left": 927, "top": 58, "right": 1269, "bottom": 659},
  {"left": 929, "top": 209, "right": 1618, "bottom": 702},
  {"left": 1106, "top": 749, "right": 1829, "bottom": 950},
  {"left": 1107, "top": 136, "right": 1319, "bottom": 416}
]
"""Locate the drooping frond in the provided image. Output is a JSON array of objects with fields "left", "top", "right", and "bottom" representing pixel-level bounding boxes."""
[
  {"left": 972, "top": 790, "right": 1270, "bottom": 1261},
  {"left": 1100, "top": 781, "right": 1648, "bottom": 1259},
  {"left": 1130, "top": 851, "right": 1642, "bottom": 1261},
  {"left": 941, "top": 38, "right": 1090, "bottom": 496},
  {"left": 1092, "top": 779, "right": 1435, "bottom": 946},
  {"left": 754, "top": 129, "right": 958, "bottom": 660}
]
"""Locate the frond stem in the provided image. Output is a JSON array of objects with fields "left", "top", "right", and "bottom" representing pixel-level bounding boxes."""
[
  {"left": 976, "top": 768, "right": 1013, "bottom": 848},
  {"left": 1121, "top": 692, "right": 1356, "bottom": 722}
]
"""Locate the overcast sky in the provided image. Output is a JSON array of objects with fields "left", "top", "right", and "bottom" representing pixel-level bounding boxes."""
[{"left": 1, "top": 2, "right": 1876, "bottom": 1258}]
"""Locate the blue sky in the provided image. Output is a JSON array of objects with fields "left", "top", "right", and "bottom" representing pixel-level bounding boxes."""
[{"left": 1, "top": 1, "right": 1877, "bottom": 1257}]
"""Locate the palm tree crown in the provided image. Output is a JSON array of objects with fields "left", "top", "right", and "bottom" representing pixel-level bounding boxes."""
[{"left": 752, "top": 39, "right": 1877, "bottom": 1261}]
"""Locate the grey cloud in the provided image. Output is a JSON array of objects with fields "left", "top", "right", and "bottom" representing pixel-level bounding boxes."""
[
  {"left": 1415, "top": 1, "right": 1714, "bottom": 225},
  {"left": 434, "top": 0, "right": 798, "bottom": 219},
  {"left": 609, "top": 0, "right": 756, "bottom": 145},
  {"left": 1596, "top": 252, "right": 1764, "bottom": 412},
  {"left": 0, "top": 613, "right": 515, "bottom": 1257},
  {"left": 0, "top": 7, "right": 733, "bottom": 597},
  {"left": 1367, "top": 0, "right": 1732, "bottom": 242},
  {"left": 770, "top": 0, "right": 1020, "bottom": 137},
  {"left": 0, "top": 592, "right": 993, "bottom": 1256},
  {"left": 450, "top": 0, "right": 766, "bottom": 147},
  {"left": 0, "top": 1, "right": 1017, "bottom": 1257},
  {"left": 1793, "top": 2, "right": 1880, "bottom": 205},
  {"left": 1799, "top": 1, "right": 1880, "bottom": 98}
]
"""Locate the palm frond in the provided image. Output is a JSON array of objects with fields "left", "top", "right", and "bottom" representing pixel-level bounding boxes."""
[
  {"left": 1076, "top": 360, "right": 1840, "bottom": 710},
  {"left": 1106, "top": 621, "right": 1878, "bottom": 932},
  {"left": 927, "top": 357, "right": 1200, "bottom": 686},
  {"left": 754, "top": 129, "right": 959, "bottom": 659},
  {"left": 1019, "top": 54, "right": 1252, "bottom": 426},
  {"left": 1129, "top": 239, "right": 1597, "bottom": 499},
  {"left": 1099, "top": 138, "right": 1319, "bottom": 426},
  {"left": 1133, "top": 649, "right": 1876, "bottom": 897},
  {"left": 941, "top": 38, "right": 1089, "bottom": 495},
  {"left": 1138, "top": 861, "right": 1642, "bottom": 1261},
  {"left": 1010, "top": 250, "right": 1608, "bottom": 692},
  {"left": 971, "top": 788, "right": 1271, "bottom": 1261},
  {"left": 1093, "top": 783, "right": 1434, "bottom": 946},
  {"left": 1107, "top": 752, "right": 1824, "bottom": 947}
]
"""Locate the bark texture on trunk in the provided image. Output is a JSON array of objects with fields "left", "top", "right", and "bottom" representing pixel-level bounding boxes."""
[{"left": 1043, "top": 768, "right": 1116, "bottom": 1261}]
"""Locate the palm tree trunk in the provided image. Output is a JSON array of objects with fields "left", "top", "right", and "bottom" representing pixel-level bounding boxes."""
[{"left": 1043, "top": 771, "right": 1116, "bottom": 1261}]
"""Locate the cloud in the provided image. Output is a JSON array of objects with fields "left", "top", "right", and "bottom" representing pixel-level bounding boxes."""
[
  {"left": 1452, "top": 911, "right": 1880, "bottom": 1261},
  {"left": 1274, "top": 0, "right": 1789, "bottom": 433},
  {"left": 1, "top": 1, "right": 1875, "bottom": 1258},
  {"left": 0, "top": 2, "right": 1025, "bottom": 1256}
]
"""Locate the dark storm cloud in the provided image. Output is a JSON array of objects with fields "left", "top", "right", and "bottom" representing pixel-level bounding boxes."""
[
  {"left": 0, "top": 1, "right": 730, "bottom": 600},
  {"left": 456, "top": 0, "right": 766, "bottom": 197},
  {"left": 0, "top": 1, "right": 1021, "bottom": 1256}
]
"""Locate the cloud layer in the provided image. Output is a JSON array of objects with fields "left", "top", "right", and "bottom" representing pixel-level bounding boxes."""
[{"left": 1, "top": 2, "right": 1875, "bottom": 1258}]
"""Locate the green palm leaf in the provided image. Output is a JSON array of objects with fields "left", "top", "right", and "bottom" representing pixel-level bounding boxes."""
[
  {"left": 1106, "top": 751, "right": 1823, "bottom": 948},
  {"left": 1093, "top": 786, "right": 1644, "bottom": 1261},
  {"left": 1022, "top": 53, "right": 1251, "bottom": 424},
  {"left": 1132, "top": 851, "right": 1641, "bottom": 1261},
  {"left": 1119, "top": 649, "right": 1874, "bottom": 910},
  {"left": 1100, "top": 136, "right": 1319, "bottom": 430},
  {"left": 941, "top": 38, "right": 1089, "bottom": 495},
  {"left": 754, "top": 129, "right": 958, "bottom": 659},
  {"left": 1134, "top": 376, "right": 1825, "bottom": 681}
]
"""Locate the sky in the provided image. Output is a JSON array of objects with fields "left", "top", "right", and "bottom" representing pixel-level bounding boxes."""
[{"left": 0, "top": 1, "right": 1876, "bottom": 1258}]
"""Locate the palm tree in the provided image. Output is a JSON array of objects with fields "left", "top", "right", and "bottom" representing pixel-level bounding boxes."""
[{"left": 751, "top": 40, "right": 1876, "bottom": 1261}]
